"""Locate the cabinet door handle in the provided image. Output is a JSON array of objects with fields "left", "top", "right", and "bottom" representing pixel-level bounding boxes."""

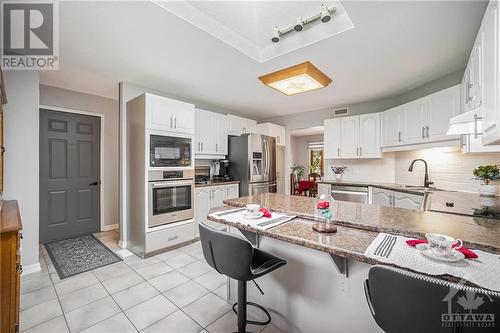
[
  {"left": 426, "top": 126, "right": 430, "bottom": 138},
  {"left": 174, "top": 117, "right": 177, "bottom": 128},
  {"left": 356, "top": 147, "right": 359, "bottom": 156},
  {"left": 359, "top": 147, "right": 362, "bottom": 156},
  {"left": 422, "top": 127, "right": 425, "bottom": 139},
  {"left": 474, "top": 113, "right": 480, "bottom": 139},
  {"left": 170, "top": 117, "right": 173, "bottom": 128},
  {"left": 468, "top": 83, "right": 474, "bottom": 102},
  {"left": 201, "top": 142, "right": 203, "bottom": 151},
  {"left": 337, "top": 147, "right": 340, "bottom": 156},
  {"left": 216, "top": 143, "right": 218, "bottom": 152},
  {"left": 398, "top": 131, "right": 401, "bottom": 142}
]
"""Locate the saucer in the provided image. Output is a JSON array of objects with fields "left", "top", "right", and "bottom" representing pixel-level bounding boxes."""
[
  {"left": 416, "top": 244, "right": 465, "bottom": 262},
  {"left": 244, "top": 212, "right": 264, "bottom": 219}
]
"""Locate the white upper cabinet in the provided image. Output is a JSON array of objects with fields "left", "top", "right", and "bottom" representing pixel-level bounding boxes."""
[
  {"left": 340, "top": 116, "right": 360, "bottom": 158},
  {"left": 324, "top": 114, "right": 381, "bottom": 159},
  {"left": 382, "top": 85, "right": 460, "bottom": 149},
  {"left": 403, "top": 99, "right": 427, "bottom": 145},
  {"left": 324, "top": 118, "right": 341, "bottom": 158},
  {"left": 146, "top": 94, "right": 194, "bottom": 134},
  {"left": 426, "top": 85, "right": 461, "bottom": 141},
  {"left": 227, "top": 115, "right": 257, "bottom": 136},
  {"left": 382, "top": 106, "right": 404, "bottom": 147},
  {"left": 195, "top": 109, "right": 228, "bottom": 157},
  {"left": 257, "top": 123, "right": 286, "bottom": 145},
  {"left": 359, "top": 113, "right": 381, "bottom": 158},
  {"left": 481, "top": 1, "right": 499, "bottom": 145}
]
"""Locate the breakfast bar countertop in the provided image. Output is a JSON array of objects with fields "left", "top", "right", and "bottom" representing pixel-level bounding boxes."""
[{"left": 209, "top": 193, "right": 500, "bottom": 255}]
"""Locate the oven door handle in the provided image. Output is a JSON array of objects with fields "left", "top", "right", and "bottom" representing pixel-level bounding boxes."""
[{"left": 152, "top": 181, "right": 193, "bottom": 188}]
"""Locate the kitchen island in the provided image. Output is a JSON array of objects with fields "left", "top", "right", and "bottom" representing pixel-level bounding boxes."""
[{"left": 207, "top": 193, "right": 500, "bottom": 333}]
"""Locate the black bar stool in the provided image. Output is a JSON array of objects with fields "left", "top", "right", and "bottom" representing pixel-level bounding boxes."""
[
  {"left": 364, "top": 265, "right": 500, "bottom": 333},
  {"left": 199, "top": 222, "right": 286, "bottom": 333}
]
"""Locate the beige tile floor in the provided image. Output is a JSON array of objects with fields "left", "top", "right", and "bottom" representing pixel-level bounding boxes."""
[{"left": 20, "top": 230, "right": 282, "bottom": 333}]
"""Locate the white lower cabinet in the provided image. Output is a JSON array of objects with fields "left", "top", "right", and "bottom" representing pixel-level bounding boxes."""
[
  {"left": 194, "top": 183, "right": 240, "bottom": 236},
  {"left": 370, "top": 187, "right": 424, "bottom": 210}
]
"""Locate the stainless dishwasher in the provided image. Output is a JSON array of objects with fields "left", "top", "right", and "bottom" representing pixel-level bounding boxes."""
[{"left": 331, "top": 186, "right": 368, "bottom": 203}]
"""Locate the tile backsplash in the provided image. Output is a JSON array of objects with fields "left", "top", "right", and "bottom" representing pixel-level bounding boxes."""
[
  {"left": 394, "top": 148, "right": 500, "bottom": 193},
  {"left": 325, "top": 148, "right": 500, "bottom": 194}
]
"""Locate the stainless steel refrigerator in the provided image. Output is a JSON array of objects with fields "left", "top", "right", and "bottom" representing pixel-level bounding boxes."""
[{"left": 228, "top": 134, "right": 276, "bottom": 196}]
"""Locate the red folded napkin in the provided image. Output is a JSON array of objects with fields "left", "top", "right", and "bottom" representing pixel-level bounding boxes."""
[
  {"left": 259, "top": 207, "right": 272, "bottom": 218},
  {"left": 406, "top": 239, "right": 478, "bottom": 259}
]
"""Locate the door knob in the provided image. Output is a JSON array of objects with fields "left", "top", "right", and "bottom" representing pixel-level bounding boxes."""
[{"left": 89, "top": 181, "right": 100, "bottom": 186}]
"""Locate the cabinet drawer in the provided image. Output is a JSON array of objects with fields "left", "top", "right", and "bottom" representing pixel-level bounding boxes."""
[{"left": 146, "top": 222, "right": 194, "bottom": 253}]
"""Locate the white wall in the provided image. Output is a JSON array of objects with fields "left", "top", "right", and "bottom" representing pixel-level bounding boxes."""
[
  {"left": 39, "top": 85, "right": 119, "bottom": 228},
  {"left": 324, "top": 153, "right": 396, "bottom": 183},
  {"left": 3, "top": 71, "right": 40, "bottom": 269},
  {"left": 395, "top": 148, "right": 500, "bottom": 193}
]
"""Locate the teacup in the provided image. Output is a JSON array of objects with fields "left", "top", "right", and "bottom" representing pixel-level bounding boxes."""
[
  {"left": 425, "top": 233, "right": 462, "bottom": 256},
  {"left": 246, "top": 204, "right": 261, "bottom": 216}
]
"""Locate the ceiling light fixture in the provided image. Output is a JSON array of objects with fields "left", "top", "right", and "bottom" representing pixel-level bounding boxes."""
[
  {"left": 258, "top": 61, "right": 332, "bottom": 96},
  {"left": 271, "top": 3, "right": 336, "bottom": 43}
]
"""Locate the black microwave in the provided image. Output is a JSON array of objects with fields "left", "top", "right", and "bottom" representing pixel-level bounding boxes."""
[{"left": 150, "top": 134, "right": 192, "bottom": 168}]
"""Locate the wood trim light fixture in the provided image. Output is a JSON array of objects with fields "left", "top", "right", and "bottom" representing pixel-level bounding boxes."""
[{"left": 258, "top": 61, "right": 332, "bottom": 96}]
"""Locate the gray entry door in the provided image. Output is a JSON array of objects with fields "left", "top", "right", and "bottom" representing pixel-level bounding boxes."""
[{"left": 39, "top": 110, "right": 101, "bottom": 242}]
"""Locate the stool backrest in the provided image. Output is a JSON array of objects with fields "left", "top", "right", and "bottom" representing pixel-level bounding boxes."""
[
  {"left": 199, "top": 222, "right": 254, "bottom": 281},
  {"left": 365, "top": 265, "right": 500, "bottom": 333}
]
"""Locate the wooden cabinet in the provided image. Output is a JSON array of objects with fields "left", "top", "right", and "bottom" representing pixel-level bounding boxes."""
[
  {"left": 195, "top": 109, "right": 228, "bottom": 157},
  {"left": 0, "top": 201, "right": 22, "bottom": 333},
  {"left": 324, "top": 113, "right": 381, "bottom": 159},
  {"left": 194, "top": 183, "right": 239, "bottom": 234},
  {"left": 145, "top": 93, "right": 195, "bottom": 134},
  {"left": 370, "top": 187, "right": 423, "bottom": 210},
  {"left": 227, "top": 115, "right": 257, "bottom": 136},
  {"left": 257, "top": 123, "right": 286, "bottom": 145},
  {"left": 0, "top": 68, "right": 6, "bottom": 193}
]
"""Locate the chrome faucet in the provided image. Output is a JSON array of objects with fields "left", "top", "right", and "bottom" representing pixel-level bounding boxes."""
[{"left": 408, "top": 159, "right": 434, "bottom": 188}]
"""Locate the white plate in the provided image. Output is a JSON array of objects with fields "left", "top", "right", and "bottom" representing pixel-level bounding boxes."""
[
  {"left": 244, "top": 212, "right": 264, "bottom": 219},
  {"left": 416, "top": 243, "right": 465, "bottom": 262}
]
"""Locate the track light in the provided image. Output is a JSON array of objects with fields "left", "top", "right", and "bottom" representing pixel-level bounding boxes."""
[
  {"left": 294, "top": 16, "right": 304, "bottom": 32},
  {"left": 321, "top": 4, "right": 331, "bottom": 23},
  {"left": 271, "top": 4, "right": 336, "bottom": 43},
  {"left": 271, "top": 26, "right": 280, "bottom": 43}
]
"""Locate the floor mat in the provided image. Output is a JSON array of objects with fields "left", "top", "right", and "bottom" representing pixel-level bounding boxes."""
[{"left": 44, "top": 234, "right": 122, "bottom": 279}]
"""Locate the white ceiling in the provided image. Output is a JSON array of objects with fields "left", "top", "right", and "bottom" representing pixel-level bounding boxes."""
[
  {"left": 155, "top": 1, "right": 354, "bottom": 62},
  {"left": 40, "top": 0, "right": 487, "bottom": 119}
]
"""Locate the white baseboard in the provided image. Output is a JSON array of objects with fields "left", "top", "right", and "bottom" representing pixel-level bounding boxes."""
[
  {"left": 118, "top": 240, "right": 127, "bottom": 248},
  {"left": 102, "top": 224, "right": 119, "bottom": 231},
  {"left": 22, "top": 263, "right": 41, "bottom": 276}
]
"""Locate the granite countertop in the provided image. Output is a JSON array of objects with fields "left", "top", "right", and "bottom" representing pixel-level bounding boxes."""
[
  {"left": 219, "top": 193, "right": 500, "bottom": 254},
  {"left": 208, "top": 205, "right": 378, "bottom": 264},
  {"left": 195, "top": 180, "right": 240, "bottom": 188}
]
